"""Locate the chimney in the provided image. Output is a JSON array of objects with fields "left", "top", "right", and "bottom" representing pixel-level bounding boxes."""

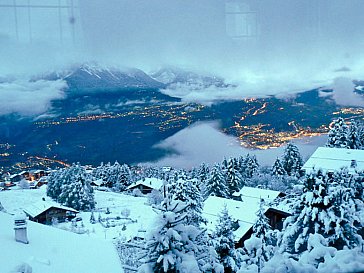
[
  {"left": 351, "top": 159, "right": 357, "bottom": 168},
  {"left": 14, "top": 213, "right": 29, "bottom": 244}
]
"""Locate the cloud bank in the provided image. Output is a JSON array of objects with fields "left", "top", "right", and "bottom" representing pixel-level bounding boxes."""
[
  {"left": 146, "top": 122, "right": 327, "bottom": 169},
  {"left": 0, "top": 79, "right": 67, "bottom": 117},
  {"left": 326, "top": 77, "right": 364, "bottom": 107}
]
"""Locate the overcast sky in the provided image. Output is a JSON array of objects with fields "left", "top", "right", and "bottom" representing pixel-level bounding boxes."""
[
  {"left": 1, "top": 0, "right": 364, "bottom": 76},
  {"left": 0, "top": 0, "right": 364, "bottom": 111}
]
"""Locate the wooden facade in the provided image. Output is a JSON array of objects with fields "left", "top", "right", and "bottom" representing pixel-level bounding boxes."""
[
  {"left": 236, "top": 208, "right": 290, "bottom": 248},
  {"left": 128, "top": 184, "right": 154, "bottom": 195},
  {"left": 26, "top": 207, "right": 77, "bottom": 225}
]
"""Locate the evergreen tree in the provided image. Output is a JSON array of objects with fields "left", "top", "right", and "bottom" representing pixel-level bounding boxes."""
[
  {"left": 120, "top": 164, "right": 132, "bottom": 190},
  {"left": 347, "top": 120, "right": 362, "bottom": 149},
  {"left": 213, "top": 206, "right": 238, "bottom": 273},
  {"left": 46, "top": 168, "right": 65, "bottom": 200},
  {"left": 279, "top": 170, "right": 362, "bottom": 253},
  {"left": 204, "top": 164, "right": 229, "bottom": 198},
  {"left": 58, "top": 164, "right": 95, "bottom": 211},
  {"left": 243, "top": 154, "right": 259, "bottom": 178},
  {"left": 226, "top": 158, "right": 243, "bottom": 196},
  {"left": 221, "top": 157, "right": 229, "bottom": 173},
  {"left": 198, "top": 163, "right": 210, "bottom": 189},
  {"left": 106, "top": 161, "right": 122, "bottom": 189},
  {"left": 242, "top": 200, "right": 274, "bottom": 271},
  {"left": 173, "top": 178, "right": 205, "bottom": 227},
  {"left": 281, "top": 143, "right": 303, "bottom": 176},
  {"left": 271, "top": 158, "right": 287, "bottom": 176},
  {"left": 138, "top": 192, "right": 204, "bottom": 273},
  {"left": 326, "top": 117, "right": 349, "bottom": 148},
  {"left": 92, "top": 162, "right": 110, "bottom": 183}
]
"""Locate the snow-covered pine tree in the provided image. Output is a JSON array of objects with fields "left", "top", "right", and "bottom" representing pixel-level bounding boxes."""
[
  {"left": 213, "top": 205, "right": 238, "bottom": 273},
  {"left": 105, "top": 161, "right": 122, "bottom": 190},
  {"left": 243, "top": 154, "right": 259, "bottom": 178},
  {"left": 326, "top": 117, "right": 349, "bottom": 148},
  {"left": 226, "top": 158, "right": 243, "bottom": 196},
  {"left": 281, "top": 143, "right": 303, "bottom": 176},
  {"left": 92, "top": 162, "right": 112, "bottom": 185},
  {"left": 271, "top": 158, "right": 287, "bottom": 176},
  {"left": 173, "top": 178, "right": 205, "bottom": 227},
  {"left": 242, "top": 199, "right": 274, "bottom": 271},
  {"left": 221, "top": 157, "right": 229, "bottom": 172},
  {"left": 58, "top": 164, "right": 95, "bottom": 211},
  {"left": 204, "top": 164, "right": 229, "bottom": 199},
  {"left": 279, "top": 170, "right": 362, "bottom": 254},
  {"left": 279, "top": 170, "right": 330, "bottom": 254},
  {"left": 327, "top": 173, "right": 362, "bottom": 249},
  {"left": 138, "top": 192, "right": 204, "bottom": 273},
  {"left": 347, "top": 119, "right": 362, "bottom": 149},
  {"left": 46, "top": 168, "right": 65, "bottom": 200},
  {"left": 198, "top": 163, "right": 210, "bottom": 189},
  {"left": 120, "top": 164, "right": 132, "bottom": 190}
]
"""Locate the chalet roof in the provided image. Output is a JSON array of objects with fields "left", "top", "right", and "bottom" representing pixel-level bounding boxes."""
[
  {"left": 91, "top": 179, "right": 104, "bottom": 186},
  {"left": 126, "top": 178, "right": 164, "bottom": 191},
  {"left": 233, "top": 186, "right": 282, "bottom": 202},
  {"left": 23, "top": 201, "right": 78, "bottom": 218},
  {"left": 302, "top": 147, "right": 364, "bottom": 173},
  {"left": 203, "top": 193, "right": 287, "bottom": 241}
]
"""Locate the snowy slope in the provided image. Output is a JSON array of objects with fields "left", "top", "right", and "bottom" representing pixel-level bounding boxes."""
[
  {"left": 0, "top": 212, "right": 123, "bottom": 273},
  {"left": 40, "top": 63, "right": 165, "bottom": 91},
  {"left": 151, "top": 66, "right": 228, "bottom": 88},
  {"left": 0, "top": 187, "right": 157, "bottom": 241}
]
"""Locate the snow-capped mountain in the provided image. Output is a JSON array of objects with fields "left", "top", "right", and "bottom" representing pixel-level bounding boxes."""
[
  {"left": 41, "top": 63, "right": 166, "bottom": 91},
  {"left": 151, "top": 66, "right": 230, "bottom": 88}
]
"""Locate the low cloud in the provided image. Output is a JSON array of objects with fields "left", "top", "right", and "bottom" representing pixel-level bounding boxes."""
[
  {"left": 326, "top": 77, "right": 364, "bottom": 107},
  {"left": 145, "top": 122, "right": 327, "bottom": 169},
  {"left": 0, "top": 79, "right": 67, "bottom": 117},
  {"left": 161, "top": 72, "right": 364, "bottom": 107},
  {"left": 160, "top": 68, "right": 344, "bottom": 105}
]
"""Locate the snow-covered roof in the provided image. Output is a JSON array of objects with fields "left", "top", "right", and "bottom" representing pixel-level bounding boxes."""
[
  {"left": 126, "top": 178, "right": 164, "bottom": 191},
  {"left": 302, "top": 147, "right": 364, "bottom": 173},
  {"left": 23, "top": 201, "right": 78, "bottom": 218},
  {"left": 203, "top": 196, "right": 269, "bottom": 241},
  {"left": 233, "top": 186, "right": 282, "bottom": 202},
  {"left": 91, "top": 178, "right": 104, "bottom": 186},
  {"left": 0, "top": 212, "right": 122, "bottom": 273}
]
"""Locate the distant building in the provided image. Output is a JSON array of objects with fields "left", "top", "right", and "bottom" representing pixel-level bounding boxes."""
[
  {"left": 232, "top": 186, "right": 286, "bottom": 201},
  {"left": 204, "top": 189, "right": 290, "bottom": 247},
  {"left": 126, "top": 178, "right": 164, "bottom": 194},
  {"left": 302, "top": 147, "right": 364, "bottom": 174},
  {"left": 90, "top": 178, "right": 105, "bottom": 187},
  {"left": 23, "top": 201, "right": 78, "bottom": 224}
]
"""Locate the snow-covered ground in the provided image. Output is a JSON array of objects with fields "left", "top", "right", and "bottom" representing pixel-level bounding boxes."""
[
  {"left": 0, "top": 187, "right": 157, "bottom": 241},
  {"left": 0, "top": 212, "right": 123, "bottom": 273}
]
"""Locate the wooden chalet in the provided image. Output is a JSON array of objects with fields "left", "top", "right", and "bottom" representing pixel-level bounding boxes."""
[
  {"left": 126, "top": 178, "right": 164, "bottom": 194},
  {"left": 302, "top": 147, "right": 364, "bottom": 174},
  {"left": 23, "top": 201, "right": 78, "bottom": 225},
  {"left": 204, "top": 188, "right": 291, "bottom": 248}
]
